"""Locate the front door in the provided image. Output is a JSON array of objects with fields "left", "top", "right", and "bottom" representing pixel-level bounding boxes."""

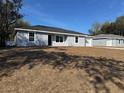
[{"left": 48, "top": 35, "right": 52, "bottom": 46}]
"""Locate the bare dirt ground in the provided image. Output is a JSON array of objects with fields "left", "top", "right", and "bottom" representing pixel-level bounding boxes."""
[
  {"left": 98, "top": 47, "right": 124, "bottom": 50},
  {"left": 0, "top": 47, "right": 124, "bottom": 93}
]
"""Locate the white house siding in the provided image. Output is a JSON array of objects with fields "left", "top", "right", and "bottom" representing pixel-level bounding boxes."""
[
  {"left": 66, "top": 36, "right": 74, "bottom": 46},
  {"left": 66, "top": 36, "right": 85, "bottom": 46},
  {"left": 76, "top": 36, "right": 85, "bottom": 46},
  {"left": 52, "top": 35, "right": 68, "bottom": 46},
  {"left": 35, "top": 32, "right": 48, "bottom": 46},
  {"left": 86, "top": 38, "right": 93, "bottom": 47},
  {"left": 52, "top": 35, "right": 85, "bottom": 47},
  {"left": 16, "top": 31, "right": 86, "bottom": 47},
  {"left": 16, "top": 31, "right": 48, "bottom": 46},
  {"left": 106, "top": 40, "right": 113, "bottom": 46},
  {"left": 114, "top": 39, "right": 124, "bottom": 47},
  {"left": 93, "top": 39, "right": 107, "bottom": 46},
  {"left": 92, "top": 39, "right": 124, "bottom": 47},
  {"left": 16, "top": 31, "right": 29, "bottom": 46}
]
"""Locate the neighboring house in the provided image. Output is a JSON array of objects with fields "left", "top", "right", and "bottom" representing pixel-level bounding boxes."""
[
  {"left": 15, "top": 25, "right": 87, "bottom": 47},
  {"left": 92, "top": 34, "right": 124, "bottom": 47}
]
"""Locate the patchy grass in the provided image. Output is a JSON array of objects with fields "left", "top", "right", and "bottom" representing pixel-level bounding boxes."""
[{"left": 0, "top": 47, "right": 124, "bottom": 93}]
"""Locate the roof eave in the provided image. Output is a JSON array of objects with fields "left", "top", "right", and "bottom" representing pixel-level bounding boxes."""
[
  {"left": 93, "top": 37, "right": 124, "bottom": 39},
  {"left": 15, "top": 28, "right": 87, "bottom": 37}
]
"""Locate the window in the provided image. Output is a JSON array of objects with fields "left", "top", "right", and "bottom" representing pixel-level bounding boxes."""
[
  {"left": 29, "top": 32, "right": 34, "bottom": 41},
  {"left": 56, "top": 35, "right": 64, "bottom": 42},
  {"left": 75, "top": 36, "right": 78, "bottom": 43},
  {"left": 60, "top": 36, "right": 63, "bottom": 42},
  {"left": 119, "top": 39, "right": 121, "bottom": 44},
  {"left": 56, "top": 36, "right": 60, "bottom": 42}
]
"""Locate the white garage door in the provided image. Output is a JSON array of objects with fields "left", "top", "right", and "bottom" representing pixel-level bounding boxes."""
[
  {"left": 106, "top": 40, "right": 112, "bottom": 46},
  {"left": 86, "top": 39, "right": 92, "bottom": 47}
]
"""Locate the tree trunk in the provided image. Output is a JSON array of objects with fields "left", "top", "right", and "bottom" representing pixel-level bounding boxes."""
[{"left": 0, "top": 35, "right": 6, "bottom": 47}]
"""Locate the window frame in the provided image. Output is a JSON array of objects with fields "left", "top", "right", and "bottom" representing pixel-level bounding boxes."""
[
  {"left": 29, "top": 32, "right": 34, "bottom": 41},
  {"left": 56, "top": 35, "right": 64, "bottom": 43},
  {"left": 119, "top": 39, "right": 121, "bottom": 44},
  {"left": 75, "top": 36, "right": 78, "bottom": 43},
  {"left": 56, "top": 35, "right": 60, "bottom": 42}
]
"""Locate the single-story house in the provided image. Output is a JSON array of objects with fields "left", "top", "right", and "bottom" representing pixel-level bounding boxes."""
[
  {"left": 15, "top": 25, "right": 87, "bottom": 47},
  {"left": 13, "top": 26, "right": 124, "bottom": 47},
  {"left": 92, "top": 34, "right": 124, "bottom": 47}
]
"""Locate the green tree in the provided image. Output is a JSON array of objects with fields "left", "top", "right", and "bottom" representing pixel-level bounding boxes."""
[
  {"left": 0, "top": 0, "right": 23, "bottom": 47},
  {"left": 89, "top": 16, "right": 124, "bottom": 36},
  {"left": 101, "top": 22, "right": 112, "bottom": 34},
  {"left": 114, "top": 16, "right": 124, "bottom": 36},
  {"left": 9, "top": 19, "right": 30, "bottom": 41},
  {"left": 89, "top": 22, "right": 103, "bottom": 35},
  {"left": 15, "top": 19, "right": 30, "bottom": 28}
]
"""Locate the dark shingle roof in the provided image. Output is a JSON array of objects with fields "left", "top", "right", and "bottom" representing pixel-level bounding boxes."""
[{"left": 19, "top": 25, "right": 85, "bottom": 35}]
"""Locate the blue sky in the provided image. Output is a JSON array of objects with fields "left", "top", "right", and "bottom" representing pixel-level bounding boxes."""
[{"left": 21, "top": 0, "right": 124, "bottom": 34}]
